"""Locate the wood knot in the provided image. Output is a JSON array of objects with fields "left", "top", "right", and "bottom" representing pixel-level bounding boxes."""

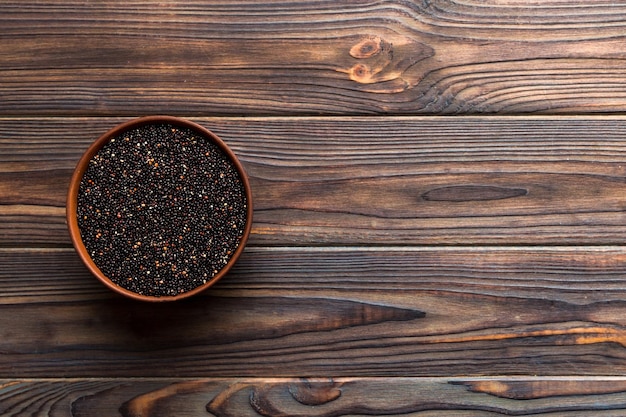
[
  {"left": 349, "top": 63, "right": 373, "bottom": 83},
  {"left": 350, "top": 36, "right": 382, "bottom": 58},
  {"left": 289, "top": 379, "right": 342, "bottom": 405},
  {"left": 422, "top": 185, "right": 528, "bottom": 202},
  {"left": 340, "top": 34, "right": 434, "bottom": 87}
]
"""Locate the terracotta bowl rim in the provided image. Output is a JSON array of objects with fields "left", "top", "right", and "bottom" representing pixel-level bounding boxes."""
[{"left": 66, "top": 115, "right": 253, "bottom": 302}]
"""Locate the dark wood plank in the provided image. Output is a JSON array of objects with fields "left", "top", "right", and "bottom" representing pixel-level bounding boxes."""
[
  {"left": 2, "top": 247, "right": 626, "bottom": 377},
  {"left": 4, "top": 116, "right": 626, "bottom": 246},
  {"left": 3, "top": 377, "right": 626, "bottom": 416},
  {"left": 3, "top": 2, "right": 626, "bottom": 115}
]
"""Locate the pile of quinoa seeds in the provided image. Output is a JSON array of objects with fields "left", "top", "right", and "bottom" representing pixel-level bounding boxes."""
[{"left": 77, "top": 123, "right": 248, "bottom": 297}]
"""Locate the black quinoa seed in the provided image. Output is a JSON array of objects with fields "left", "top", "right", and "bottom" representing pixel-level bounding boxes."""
[{"left": 77, "top": 123, "right": 247, "bottom": 297}]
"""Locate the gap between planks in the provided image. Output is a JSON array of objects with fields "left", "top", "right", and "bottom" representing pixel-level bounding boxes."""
[{"left": 3, "top": 246, "right": 626, "bottom": 253}]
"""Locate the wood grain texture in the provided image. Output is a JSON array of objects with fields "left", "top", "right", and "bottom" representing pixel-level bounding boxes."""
[
  {"left": 4, "top": 0, "right": 626, "bottom": 412},
  {"left": 2, "top": 246, "right": 626, "bottom": 377},
  {"left": 3, "top": 1, "right": 626, "bottom": 115},
  {"left": 5, "top": 116, "right": 626, "bottom": 246},
  {"left": 3, "top": 377, "right": 626, "bottom": 416}
]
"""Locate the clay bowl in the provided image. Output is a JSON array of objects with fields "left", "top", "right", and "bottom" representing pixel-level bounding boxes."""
[{"left": 67, "top": 116, "right": 253, "bottom": 301}]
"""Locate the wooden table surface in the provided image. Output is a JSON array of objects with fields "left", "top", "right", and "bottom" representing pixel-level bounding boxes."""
[{"left": 4, "top": 1, "right": 626, "bottom": 415}]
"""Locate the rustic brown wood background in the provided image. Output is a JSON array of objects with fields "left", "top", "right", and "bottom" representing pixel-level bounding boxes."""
[{"left": 4, "top": 1, "right": 626, "bottom": 415}]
